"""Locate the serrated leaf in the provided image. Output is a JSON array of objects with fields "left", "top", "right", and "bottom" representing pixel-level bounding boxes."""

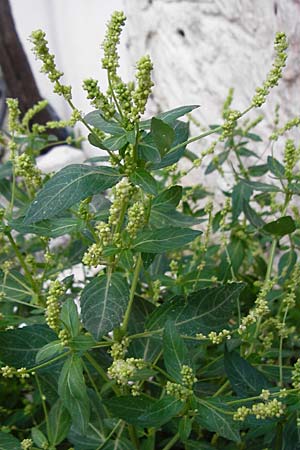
[
  {"left": 24, "top": 165, "right": 120, "bottom": 223},
  {"left": 150, "top": 205, "right": 201, "bottom": 227},
  {"left": 224, "top": 349, "right": 271, "bottom": 397},
  {"left": 130, "top": 169, "right": 158, "bottom": 195},
  {"left": 132, "top": 227, "right": 201, "bottom": 253},
  {"left": 163, "top": 320, "right": 188, "bottom": 382},
  {"left": 147, "top": 283, "right": 244, "bottom": 335},
  {"left": 48, "top": 400, "right": 71, "bottom": 446},
  {"left": 81, "top": 273, "right": 129, "bottom": 340},
  {"left": 0, "top": 325, "right": 56, "bottom": 368},
  {"left": 106, "top": 396, "right": 154, "bottom": 424},
  {"left": 151, "top": 120, "right": 189, "bottom": 169},
  {"left": 58, "top": 354, "right": 90, "bottom": 433},
  {"left": 195, "top": 398, "right": 240, "bottom": 442},
  {"left": 151, "top": 117, "right": 175, "bottom": 155},
  {"left": 262, "top": 216, "right": 296, "bottom": 236},
  {"left": 236, "top": 147, "right": 258, "bottom": 158}
]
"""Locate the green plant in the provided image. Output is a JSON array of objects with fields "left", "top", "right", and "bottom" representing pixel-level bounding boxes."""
[{"left": 0, "top": 10, "right": 300, "bottom": 450}]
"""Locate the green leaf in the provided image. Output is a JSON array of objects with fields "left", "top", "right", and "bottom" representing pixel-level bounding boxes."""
[
  {"left": 224, "top": 349, "right": 270, "bottom": 397},
  {"left": 240, "top": 179, "right": 281, "bottom": 192},
  {"left": 151, "top": 120, "right": 189, "bottom": 169},
  {"left": 205, "top": 151, "right": 229, "bottom": 175},
  {"left": 87, "top": 132, "right": 110, "bottom": 150},
  {"left": 84, "top": 110, "right": 124, "bottom": 134},
  {"left": 106, "top": 396, "right": 154, "bottom": 424},
  {"left": 195, "top": 398, "right": 240, "bottom": 442},
  {"left": 0, "top": 161, "right": 12, "bottom": 179},
  {"left": 0, "top": 432, "right": 21, "bottom": 450},
  {"left": 31, "top": 428, "right": 48, "bottom": 448},
  {"left": 278, "top": 250, "right": 297, "bottom": 282},
  {"left": 227, "top": 238, "right": 245, "bottom": 275},
  {"left": 58, "top": 354, "right": 90, "bottom": 433},
  {"left": 0, "top": 325, "right": 56, "bottom": 368},
  {"left": 0, "top": 270, "right": 32, "bottom": 303},
  {"left": 106, "top": 395, "right": 183, "bottom": 427},
  {"left": 140, "top": 105, "right": 199, "bottom": 129},
  {"left": 132, "top": 227, "right": 201, "bottom": 253},
  {"left": 267, "top": 156, "right": 285, "bottom": 178},
  {"left": 60, "top": 298, "right": 80, "bottom": 338},
  {"left": 24, "top": 165, "right": 120, "bottom": 223},
  {"left": 10, "top": 217, "right": 85, "bottom": 238},
  {"left": 138, "top": 133, "right": 161, "bottom": 163},
  {"left": 153, "top": 185, "right": 182, "bottom": 208},
  {"left": 130, "top": 169, "right": 158, "bottom": 195},
  {"left": 163, "top": 320, "right": 188, "bottom": 382},
  {"left": 232, "top": 182, "right": 252, "bottom": 221},
  {"left": 178, "top": 416, "right": 192, "bottom": 442},
  {"left": 151, "top": 117, "right": 175, "bottom": 155},
  {"left": 103, "top": 133, "right": 128, "bottom": 150},
  {"left": 70, "top": 335, "right": 96, "bottom": 353},
  {"left": 262, "top": 216, "right": 296, "bottom": 236},
  {"left": 48, "top": 400, "right": 71, "bottom": 446},
  {"left": 150, "top": 205, "right": 201, "bottom": 227},
  {"left": 147, "top": 283, "right": 244, "bottom": 335},
  {"left": 81, "top": 272, "right": 129, "bottom": 340},
  {"left": 243, "top": 201, "right": 265, "bottom": 228},
  {"left": 137, "top": 396, "right": 183, "bottom": 427},
  {"left": 247, "top": 164, "right": 269, "bottom": 177},
  {"left": 245, "top": 132, "right": 263, "bottom": 142},
  {"left": 36, "top": 340, "right": 64, "bottom": 364},
  {"left": 236, "top": 147, "right": 258, "bottom": 158}
]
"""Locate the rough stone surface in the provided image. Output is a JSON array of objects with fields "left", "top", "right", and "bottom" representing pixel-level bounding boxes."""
[{"left": 124, "top": 0, "right": 300, "bottom": 133}]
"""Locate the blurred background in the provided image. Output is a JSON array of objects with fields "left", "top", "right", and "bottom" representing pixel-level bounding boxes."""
[{"left": 1, "top": 0, "right": 300, "bottom": 160}]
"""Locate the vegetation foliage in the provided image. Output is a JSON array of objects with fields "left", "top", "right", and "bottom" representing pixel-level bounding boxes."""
[{"left": 0, "top": 10, "right": 300, "bottom": 450}]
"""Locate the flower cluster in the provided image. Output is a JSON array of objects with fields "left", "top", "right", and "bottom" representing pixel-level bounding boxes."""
[
  {"left": 82, "top": 221, "right": 111, "bottom": 267},
  {"left": 270, "top": 117, "right": 300, "bottom": 141},
  {"left": 292, "top": 358, "right": 300, "bottom": 390},
  {"left": 6, "top": 98, "right": 22, "bottom": 133},
  {"left": 21, "top": 99, "right": 48, "bottom": 129},
  {"left": 166, "top": 365, "right": 197, "bottom": 401},
  {"left": 221, "top": 109, "right": 241, "bottom": 139},
  {"left": 252, "top": 32, "right": 288, "bottom": 108},
  {"left": 108, "top": 178, "right": 135, "bottom": 226},
  {"left": 13, "top": 153, "right": 42, "bottom": 188},
  {"left": 130, "top": 55, "right": 154, "bottom": 121},
  {"left": 30, "top": 29, "right": 72, "bottom": 100},
  {"left": 233, "top": 398, "right": 284, "bottom": 421},
  {"left": 45, "top": 280, "right": 65, "bottom": 332},
  {"left": 83, "top": 78, "right": 115, "bottom": 120},
  {"left": 107, "top": 357, "right": 144, "bottom": 387},
  {"left": 283, "top": 139, "right": 299, "bottom": 180},
  {"left": 21, "top": 439, "right": 33, "bottom": 450},
  {"left": 126, "top": 201, "right": 145, "bottom": 239},
  {"left": 101, "top": 11, "right": 126, "bottom": 76},
  {"left": 1, "top": 366, "right": 30, "bottom": 379}
]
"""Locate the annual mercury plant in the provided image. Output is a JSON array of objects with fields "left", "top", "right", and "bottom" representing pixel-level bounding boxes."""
[{"left": 0, "top": 10, "right": 300, "bottom": 450}]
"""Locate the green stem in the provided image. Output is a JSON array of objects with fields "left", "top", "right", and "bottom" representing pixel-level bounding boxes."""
[
  {"left": 121, "top": 253, "right": 143, "bottom": 333},
  {"left": 279, "top": 306, "right": 289, "bottom": 386},
  {"left": 128, "top": 424, "right": 140, "bottom": 449},
  {"left": 35, "top": 373, "right": 50, "bottom": 439},
  {"left": 213, "top": 380, "right": 230, "bottom": 397},
  {"left": 161, "top": 433, "right": 180, "bottom": 450},
  {"left": 107, "top": 72, "right": 124, "bottom": 121},
  {"left": 27, "top": 350, "right": 70, "bottom": 373},
  {"left": 5, "top": 231, "right": 40, "bottom": 297},
  {"left": 95, "top": 420, "right": 123, "bottom": 450},
  {"left": 84, "top": 352, "right": 120, "bottom": 395}
]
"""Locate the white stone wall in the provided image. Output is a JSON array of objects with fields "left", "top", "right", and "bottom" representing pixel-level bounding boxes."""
[{"left": 124, "top": 0, "right": 300, "bottom": 133}]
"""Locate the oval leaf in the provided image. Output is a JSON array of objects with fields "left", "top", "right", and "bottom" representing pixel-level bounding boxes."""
[{"left": 132, "top": 227, "right": 201, "bottom": 253}]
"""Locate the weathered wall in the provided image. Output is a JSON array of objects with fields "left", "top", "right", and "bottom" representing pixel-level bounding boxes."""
[{"left": 124, "top": 0, "right": 300, "bottom": 133}]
